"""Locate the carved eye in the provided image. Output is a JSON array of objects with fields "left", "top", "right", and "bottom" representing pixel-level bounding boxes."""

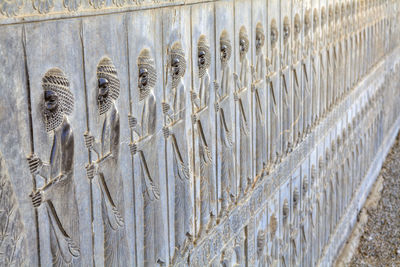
[
  {"left": 44, "top": 90, "right": 58, "bottom": 110},
  {"left": 98, "top": 77, "right": 109, "bottom": 89}
]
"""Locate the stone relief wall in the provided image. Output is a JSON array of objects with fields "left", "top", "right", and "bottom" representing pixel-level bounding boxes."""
[{"left": 0, "top": 0, "right": 400, "bottom": 266}]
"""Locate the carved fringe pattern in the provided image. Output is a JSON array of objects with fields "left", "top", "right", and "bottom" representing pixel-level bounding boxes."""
[
  {"left": 42, "top": 68, "right": 74, "bottom": 132},
  {"left": 97, "top": 57, "right": 120, "bottom": 115},
  {"left": 0, "top": 152, "right": 27, "bottom": 266},
  {"left": 101, "top": 192, "right": 129, "bottom": 266}
]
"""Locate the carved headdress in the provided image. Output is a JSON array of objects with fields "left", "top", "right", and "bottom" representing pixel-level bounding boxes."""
[
  {"left": 137, "top": 48, "right": 157, "bottom": 101},
  {"left": 220, "top": 30, "right": 232, "bottom": 67},
  {"left": 255, "top": 23, "right": 265, "bottom": 54},
  {"left": 197, "top": 35, "right": 211, "bottom": 78},
  {"left": 96, "top": 57, "right": 120, "bottom": 115},
  {"left": 170, "top": 41, "right": 186, "bottom": 89},
  {"left": 42, "top": 68, "right": 74, "bottom": 132},
  {"left": 239, "top": 26, "right": 249, "bottom": 57}
]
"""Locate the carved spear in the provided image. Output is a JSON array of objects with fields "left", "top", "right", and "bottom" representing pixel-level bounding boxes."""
[
  {"left": 124, "top": 16, "right": 138, "bottom": 266},
  {"left": 22, "top": 25, "right": 41, "bottom": 267},
  {"left": 79, "top": 21, "right": 96, "bottom": 267}
]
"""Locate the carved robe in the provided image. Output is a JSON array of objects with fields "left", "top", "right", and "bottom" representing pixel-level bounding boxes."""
[
  {"left": 254, "top": 52, "right": 266, "bottom": 178},
  {"left": 236, "top": 56, "right": 251, "bottom": 197},
  {"left": 302, "top": 35, "right": 312, "bottom": 134},
  {"left": 281, "top": 42, "right": 291, "bottom": 153},
  {"left": 166, "top": 80, "right": 192, "bottom": 254},
  {"left": 136, "top": 93, "right": 164, "bottom": 266},
  {"left": 267, "top": 47, "right": 280, "bottom": 163},
  {"left": 97, "top": 104, "right": 129, "bottom": 266},
  {"left": 194, "top": 71, "right": 214, "bottom": 235},
  {"left": 217, "top": 64, "right": 234, "bottom": 213},
  {"left": 292, "top": 39, "right": 302, "bottom": 144},
  {"left": 41, "top": 118, "right": 80, "bottom": 267}
]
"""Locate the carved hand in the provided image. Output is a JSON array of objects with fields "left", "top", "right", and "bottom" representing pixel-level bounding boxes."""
[
  {"left": 214, "top": 101, "right": 220, "bottom": 113},
  {"left": 29, "top": 190, "right": 43, "bottom": 208},
  {"left": 27, "top": 154, "right": 43, "bottom": 175},
  {"left": 84, "top": 132, "right": 95, "bottom": 150},
  {"left": 213, "top": 80, "right": 219, "bottom": 92},
  {"left": 233, "top": 91, "right": 239, "bottom": 102},
  {"left": 191, "top": 114, "right": 198, "bottom": 125},
  {"left": 128, "top": 114, "right": 137, "bottom": 129},
  {"left": 129, "top": 142, "right": 138, "bottom": 156},
  {"left": 161, "top": 101, "right": 170, "bottom": 115},
  {"left": 162, "top": 126, "right": 170, "bottom": 139},
  {"left": 233, "top": 72, "right": 239, "bottom": 83},
  {"left": 85, "top": 162, "right": 98, "bottom": 180},
  {"left": 190, "top": 90, "right": 198, "bottom": 102}
]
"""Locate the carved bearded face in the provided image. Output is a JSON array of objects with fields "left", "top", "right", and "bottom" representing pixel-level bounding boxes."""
[
  {"left": 170, "top": 42, "right": 186, "bottom": 89},
  {"left": 42, "top": 68, "right": 73, "bottom": 132},
  {"left": 239, "top": 27, "right": 249, "bottom": 59},
  {"left": 270, "top": 20, "right": 278, "bottom": 48},
  {"left": 220, "top": 31, "right": 232, "bottom": 67},
  {"left": 283, "top": 17, "right": 290, "bottom": 44},
  {"left": 294, "top": 14, "right": 301, "bottom": 39},
  {"left": 197, "top": 35, "right": 211, "bottom": 78},
  {"left": 255, "top": 23, "right": 265, "bottom": 53},
  {"left": 96, "top": 57, "right": 120, "bottom": 115},
  {"left": 137, "top": 48, "right": 157, "bottom": 101}
]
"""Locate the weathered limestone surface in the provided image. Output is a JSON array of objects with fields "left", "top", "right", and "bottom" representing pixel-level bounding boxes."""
[{"left": 0, "top": 0, "right": 399, "bottom": 266}]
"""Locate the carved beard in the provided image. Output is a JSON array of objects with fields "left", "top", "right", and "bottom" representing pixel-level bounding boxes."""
[
  {"left": 44, "top": 105, "right": 64, "bottom": 132},
  {"left": 199, "top": 65, "right": 208, "bottom": 79},
  {"left": 171, "top": 74, "right": 182, "bottom": 89},
  {"left": 98, "top": 94, "right": 112, "bottom": 115},
  {"left": 139, "top": 87, "right": 150, "bottom": 101}
]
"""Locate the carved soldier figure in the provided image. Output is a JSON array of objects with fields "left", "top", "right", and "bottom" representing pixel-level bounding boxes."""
[
  {"left": 280, "top": 199, "right": 290, "bottom": 267},
  {"left": 84, "top": 57, "right": 129, "bottom": 266},
  {"left": 292, "top": 13, "right": 303, "bottom": 146},
  {"left": 291, "top": 187, "right": 300, "bottom": 266},
  {"left": 267, "top": 19, "right": 280, "bottom": 169},
  {"left": 256, "top": 229, "right": 267, "bottom": 266},
  {"left": 233, "top": 26, "right": 251, "bottom": 198},
  {"left": 215, "top": 31, "right": 235, "bottom": 218},
  {"left": 311, "top": 9, "right": 320, "bottom": 125},
  {"left": 27, "top": 68, "right": 81, "bottom": 266},
  {"left": 319, "top": 8, "right": 328, "bottom": 117},
  {"left": 252, "top": 23, "right": 266, "bottom": 180},
  {"left": 191, "top": 35, "right": 215, "bottom": 238},
  {"left": 267, "top": 213, "right": 278, "bottom": 266},
  {"left": 128, "top": 49, "right": 165, "bottom": 266},
  {"left": 281, "top": 16, "right": 292, "bottom": 155},
  {"left": 302, "top": 11, "right": 312, "bottom": 136},
  {"left": 162, "top": 41, "right": 193, "bottom": 260},
  {"left": 327, "top": 5, "right": 335, "bottom": 110}
]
